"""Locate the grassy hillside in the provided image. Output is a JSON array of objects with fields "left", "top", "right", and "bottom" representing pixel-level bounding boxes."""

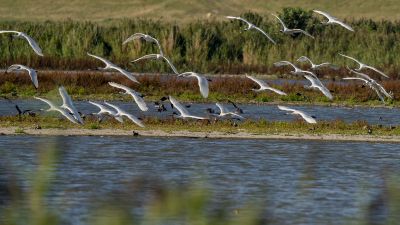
[{"left": 0, "top": 0, "right": 399, "bottom": 22}]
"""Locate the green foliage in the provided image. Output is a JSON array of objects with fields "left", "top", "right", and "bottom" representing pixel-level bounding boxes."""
[
  {"left": 0, "top": 81, "right": 17, "bottom": 95},
  {"left": 0, "top": 11, "right": 398, "bottom": 76},
  {"left": 278, "top": 7, "right": 313, "bottom": 30}
]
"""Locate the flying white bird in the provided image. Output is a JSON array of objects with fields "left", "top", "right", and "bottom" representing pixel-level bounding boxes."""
[
  {"left": 104, "top": 102, "right": 145, "bottom": 127},
  {"left": 278, "top": 105, "right": 317, "bottom": 124},
  {"left": 297, "top": 56, "right": 337, "bottom": 70},
  {"left": 108, "top": 82, "right": 148, "bottom": 111},
  {"left": 226, "top": 16, "right": 276, "bottom": 44},
  {"left": 339, "top": 53, "right": 389, "bottom": 78},
  {"left": 34, "top": 97, "right": 79, "bottom": 124},
  {"left": 303, "top": 74, "right": 333, "bottom": 100},
  {"left": 313, "top": 10, "right": 354, "bottom": 32},
  {"left": 132, "top": 53, "right": 179, "bottom": 75},
  {"left": 6, "top": 64, "right": 38, "bottom": 89},
  {"left": 58, "top": 86, "right": 84, "bottom": 124},
  {"left": 88, "top": 101, "right": 124, "bottom": 123},
  {"left": 178, "top": 72, "right": 209, "bottom": 98},
  {"left": 272, "top": 14, "right": 314, "bottom": 39},
  {"left": 342, "top": 77, "right": 386, "bottom": 102},
  {"left": 169, "top": 96, "right": 207, "bottom": 120},
  {"left": 216, "top": 103, "right": 244, "bottom": 119},
  {"left": 274, "top": 61, "right": 315, "bottom": 76},
  {"left": 348, "top": 69, "right": 392, "bottom": 99},
  {"left": 123, "top": 33, "right": 164, "bottom": 56},
  {"left": 87, "top": 53, "right": 139, "bottom": 83},
  {"left": 246, "top": 75, "right": 286, "bottom": 95},
  {"left": 343, "top": 69, "right": 392, "bottom": 102},
  {"left": 0, "top": 30, "right": 43, "bottom": 56}
]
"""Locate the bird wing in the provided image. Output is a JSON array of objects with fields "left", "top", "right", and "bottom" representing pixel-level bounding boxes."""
[
  {"left": 316, "top": 83, "right": 333, "bottom": 100},
  {"left": 253, "top": 26, "right": 276, "bottom": 44},
  {"left": 169, "top": 96, "right": 190, "bottom": 116},
  {"left": 6, "top": 64, "right": 23, "bottom": 72},
  {"left": 195, "top": 75, "right": 209, "bottom": 98},
  {"left": 34, "top": 96, "right": 58, "bottom": 111},
  {"left": 88, "top": 101, "right": 113, "bottom": 115},
  {"left": 298, "top": 111, "right": 317, "bottom": 124},
  {"left": 153, "top": 39, "right": 164, "bottom": 56},
  {"left": 216, "top": 103, "right": 228, "bottom": 115},
  {"left": 274, "top": 61, "right": 295, "bottom": 68},
  {"left": 178, "top": 72, "right": 194, "bottom": 77},
  {"left": 339, "top": 53, "right": 362, "bottom": 66},
  {"left": 28, "top": 68, "right": 39, "bottom": 89},
  {"left": 162, "top": 56, "right": 179, "bottom": 75},
  {"left": 0, "top": 30, "right": 19, "bottom": 35},
  {"left": 278, "top": 105, "right": 296, "bottom": 113},
  {"left": 333, "top": 20, "right": 354, "bottom": 32},
  {"left": 122, "top": 33, "right": 146, "bottom": 45},
  {"left": 59, "top": 86, "right": 83, "bottom": 124},
  {"left": 112, "top": 66, "right": 140, "bottom": 84},
  {"left": 304, "top": 75, "right": 333, "bottom": 100},
  {"left": 121, "top": 112, "right": 145, "bottom": 127},
  {"left": 271, "top": 14, "right": 287, "bottom": 29},
  {"left": 131, "top": 54, "right": 158, "bottom": 63},
  {"left": 297, "top": 56, "right": 312, "bottom": 64},
  {"left": 313, "top": 10, "right": 337, "bottom": 21},
  {"left": 108, "top": 81, "right": 130, "bottom": 92},
  {"left": 292, "top": 29, "right": 314, "bottom": 38},
  {"left": 267, "top": 87, "right": 287, "bottom": 96},
  {"left": 246, "top": 75, "right": 269, "bottom": 88},
  {"left": 364, "top": 65, "right": 390, "bottom": 78},
  {"left": 87, "top": 52, "right": 113, "bottom": 66},
  {"left": 226, "top": 16, "right": 251, "bottom": 25},
  {"left": 108, "top": 82, "right": 148, "bottom": 111},
  {"left": 343, "top": 77, "right": 369, "bottom": 83},
  {"left": 58, "top": 107, "right": 80, "bottom": 124},
  {"left": 315, "top": 62, "right": 333, "bottom": 68},
  {"left": 21, "top": 32, "right": 43, "bottom": 56}
]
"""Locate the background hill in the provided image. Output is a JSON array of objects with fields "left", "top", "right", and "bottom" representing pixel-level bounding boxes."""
[{"left": 0, "top": 0, "right": 399, "bottom": 22}]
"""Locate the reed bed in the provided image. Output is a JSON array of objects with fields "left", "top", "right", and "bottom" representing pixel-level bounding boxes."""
[
  {"left": 0, "top": 9, "right": 399, "bottom": 77},
  {"left": 0, "top": 71, "right": 399, "bottom": 105}
]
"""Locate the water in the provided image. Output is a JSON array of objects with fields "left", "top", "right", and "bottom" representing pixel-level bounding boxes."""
[
  {"left": 1, "top": 136, "right": 399, "bottom": 224},
  {"left": 1, "top": 99, "right": 400, "bottom": 126}
]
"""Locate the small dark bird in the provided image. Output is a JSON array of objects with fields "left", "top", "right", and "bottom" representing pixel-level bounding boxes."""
[{"left": 228, "top": 100, "right": 244, "bottom": 114}]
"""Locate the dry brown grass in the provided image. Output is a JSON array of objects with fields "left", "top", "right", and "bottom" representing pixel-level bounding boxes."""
[{"left": 0, "top": 0, "right": 399, "bottom": 22}]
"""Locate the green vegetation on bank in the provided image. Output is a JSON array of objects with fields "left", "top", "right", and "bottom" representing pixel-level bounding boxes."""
[
  {"left": 0, "top": 9, "right": 399, "bottom": 76},
  {"left": 1, "top": 115, "right": 399, "bottom": 137}
]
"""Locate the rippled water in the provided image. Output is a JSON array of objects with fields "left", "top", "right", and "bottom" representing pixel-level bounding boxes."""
[
  {"left": 1, "top": 99, "right": 399, "bottom": 125},
  {"left": 1, "top": 136, "right": 399, "bottom": 224}
]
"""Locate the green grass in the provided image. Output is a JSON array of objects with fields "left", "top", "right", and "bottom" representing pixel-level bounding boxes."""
[
  {"left": 0, "top": 0, "right": 399, "bottom": 21},
  {"left": 0, "top": 10, "right": 399, "bottom": 76}
]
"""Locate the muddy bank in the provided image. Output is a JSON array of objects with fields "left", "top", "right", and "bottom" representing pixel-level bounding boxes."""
[{"left": 2, "top": 127, "right": 399, "bottom": 143}]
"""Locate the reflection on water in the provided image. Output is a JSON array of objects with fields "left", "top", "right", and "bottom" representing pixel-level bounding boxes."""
[
  {"left": 1, "top": 136, "right": 399, "bottom": 224},
  {"left": 0, "top": 99, "right": 399, "bottom": 125}
]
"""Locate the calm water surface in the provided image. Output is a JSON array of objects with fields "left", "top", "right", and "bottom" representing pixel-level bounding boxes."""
[
  {"left": 1, "top": 136, "right": 399, "bottom": 224},
  {"left": 1, "top": 99, "right": 399, "bottom": 125}
]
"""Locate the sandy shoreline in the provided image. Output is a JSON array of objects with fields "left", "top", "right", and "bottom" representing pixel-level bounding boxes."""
[{"left": 1, "top": 127, "right": 400, "bottom": 143}]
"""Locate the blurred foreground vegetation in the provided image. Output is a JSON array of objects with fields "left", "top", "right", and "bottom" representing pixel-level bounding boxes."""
[{"left": 0, "top": 142, "right": 400, "bottom": 225}]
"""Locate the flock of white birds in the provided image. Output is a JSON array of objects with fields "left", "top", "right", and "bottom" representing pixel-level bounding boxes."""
[{"left": 0, "top": 10, "right": 393, "bottom": 126}]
